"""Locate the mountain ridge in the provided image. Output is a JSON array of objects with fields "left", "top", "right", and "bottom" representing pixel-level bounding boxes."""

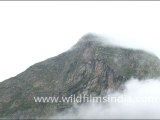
[{"left": 0, "top": 33, "right": 160, "bottom": 118}]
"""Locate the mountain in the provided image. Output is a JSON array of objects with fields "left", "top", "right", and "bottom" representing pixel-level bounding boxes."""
[{"left": 0, "top": 33, "right": 160, "bottom": 119}]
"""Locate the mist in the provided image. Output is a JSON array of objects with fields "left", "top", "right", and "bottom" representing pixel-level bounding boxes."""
[{"left": 53, "top": 78, "right": 160, "bottom": 119}]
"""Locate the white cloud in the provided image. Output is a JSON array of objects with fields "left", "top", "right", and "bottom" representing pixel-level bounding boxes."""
[{"left": 54, "top": 78, "right": 160, "bottom": 119}]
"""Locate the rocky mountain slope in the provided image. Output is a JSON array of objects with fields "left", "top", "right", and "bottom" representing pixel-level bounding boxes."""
[{"left": 0, "top": 33, "right": 160, "bottom": 119}]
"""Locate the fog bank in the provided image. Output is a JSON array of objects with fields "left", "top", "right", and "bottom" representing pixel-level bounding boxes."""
[{"left": 54, "top": 78, "right": 160, "bottom": 119}]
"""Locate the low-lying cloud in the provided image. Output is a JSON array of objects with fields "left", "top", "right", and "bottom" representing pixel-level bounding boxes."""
[{"left": 53, "top": 78, "right": 160, "bottom": 119}]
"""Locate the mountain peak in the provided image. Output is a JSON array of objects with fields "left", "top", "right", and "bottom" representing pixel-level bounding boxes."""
[
  {"left": 72, "top": 33, "right": 104, "bottom": 50},
  {"left": 78, "top": 33, "right": 104, "bottom": 43},
  {"left": 80, "top": 33, "right": 100, "bottom": 40}
]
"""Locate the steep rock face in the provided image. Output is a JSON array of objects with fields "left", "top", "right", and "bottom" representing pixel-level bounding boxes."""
[{"left": 0, "top": 33, "right": 160, "bottom": 118}]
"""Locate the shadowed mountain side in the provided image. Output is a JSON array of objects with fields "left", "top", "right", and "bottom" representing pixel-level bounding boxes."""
[{"left": 0, "top": 33, "right": 160, "bottom": 118}]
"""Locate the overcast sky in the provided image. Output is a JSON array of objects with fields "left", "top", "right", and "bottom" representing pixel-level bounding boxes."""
[{"left": 0, "top": 1, "right": 160, "bottom": 81}]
